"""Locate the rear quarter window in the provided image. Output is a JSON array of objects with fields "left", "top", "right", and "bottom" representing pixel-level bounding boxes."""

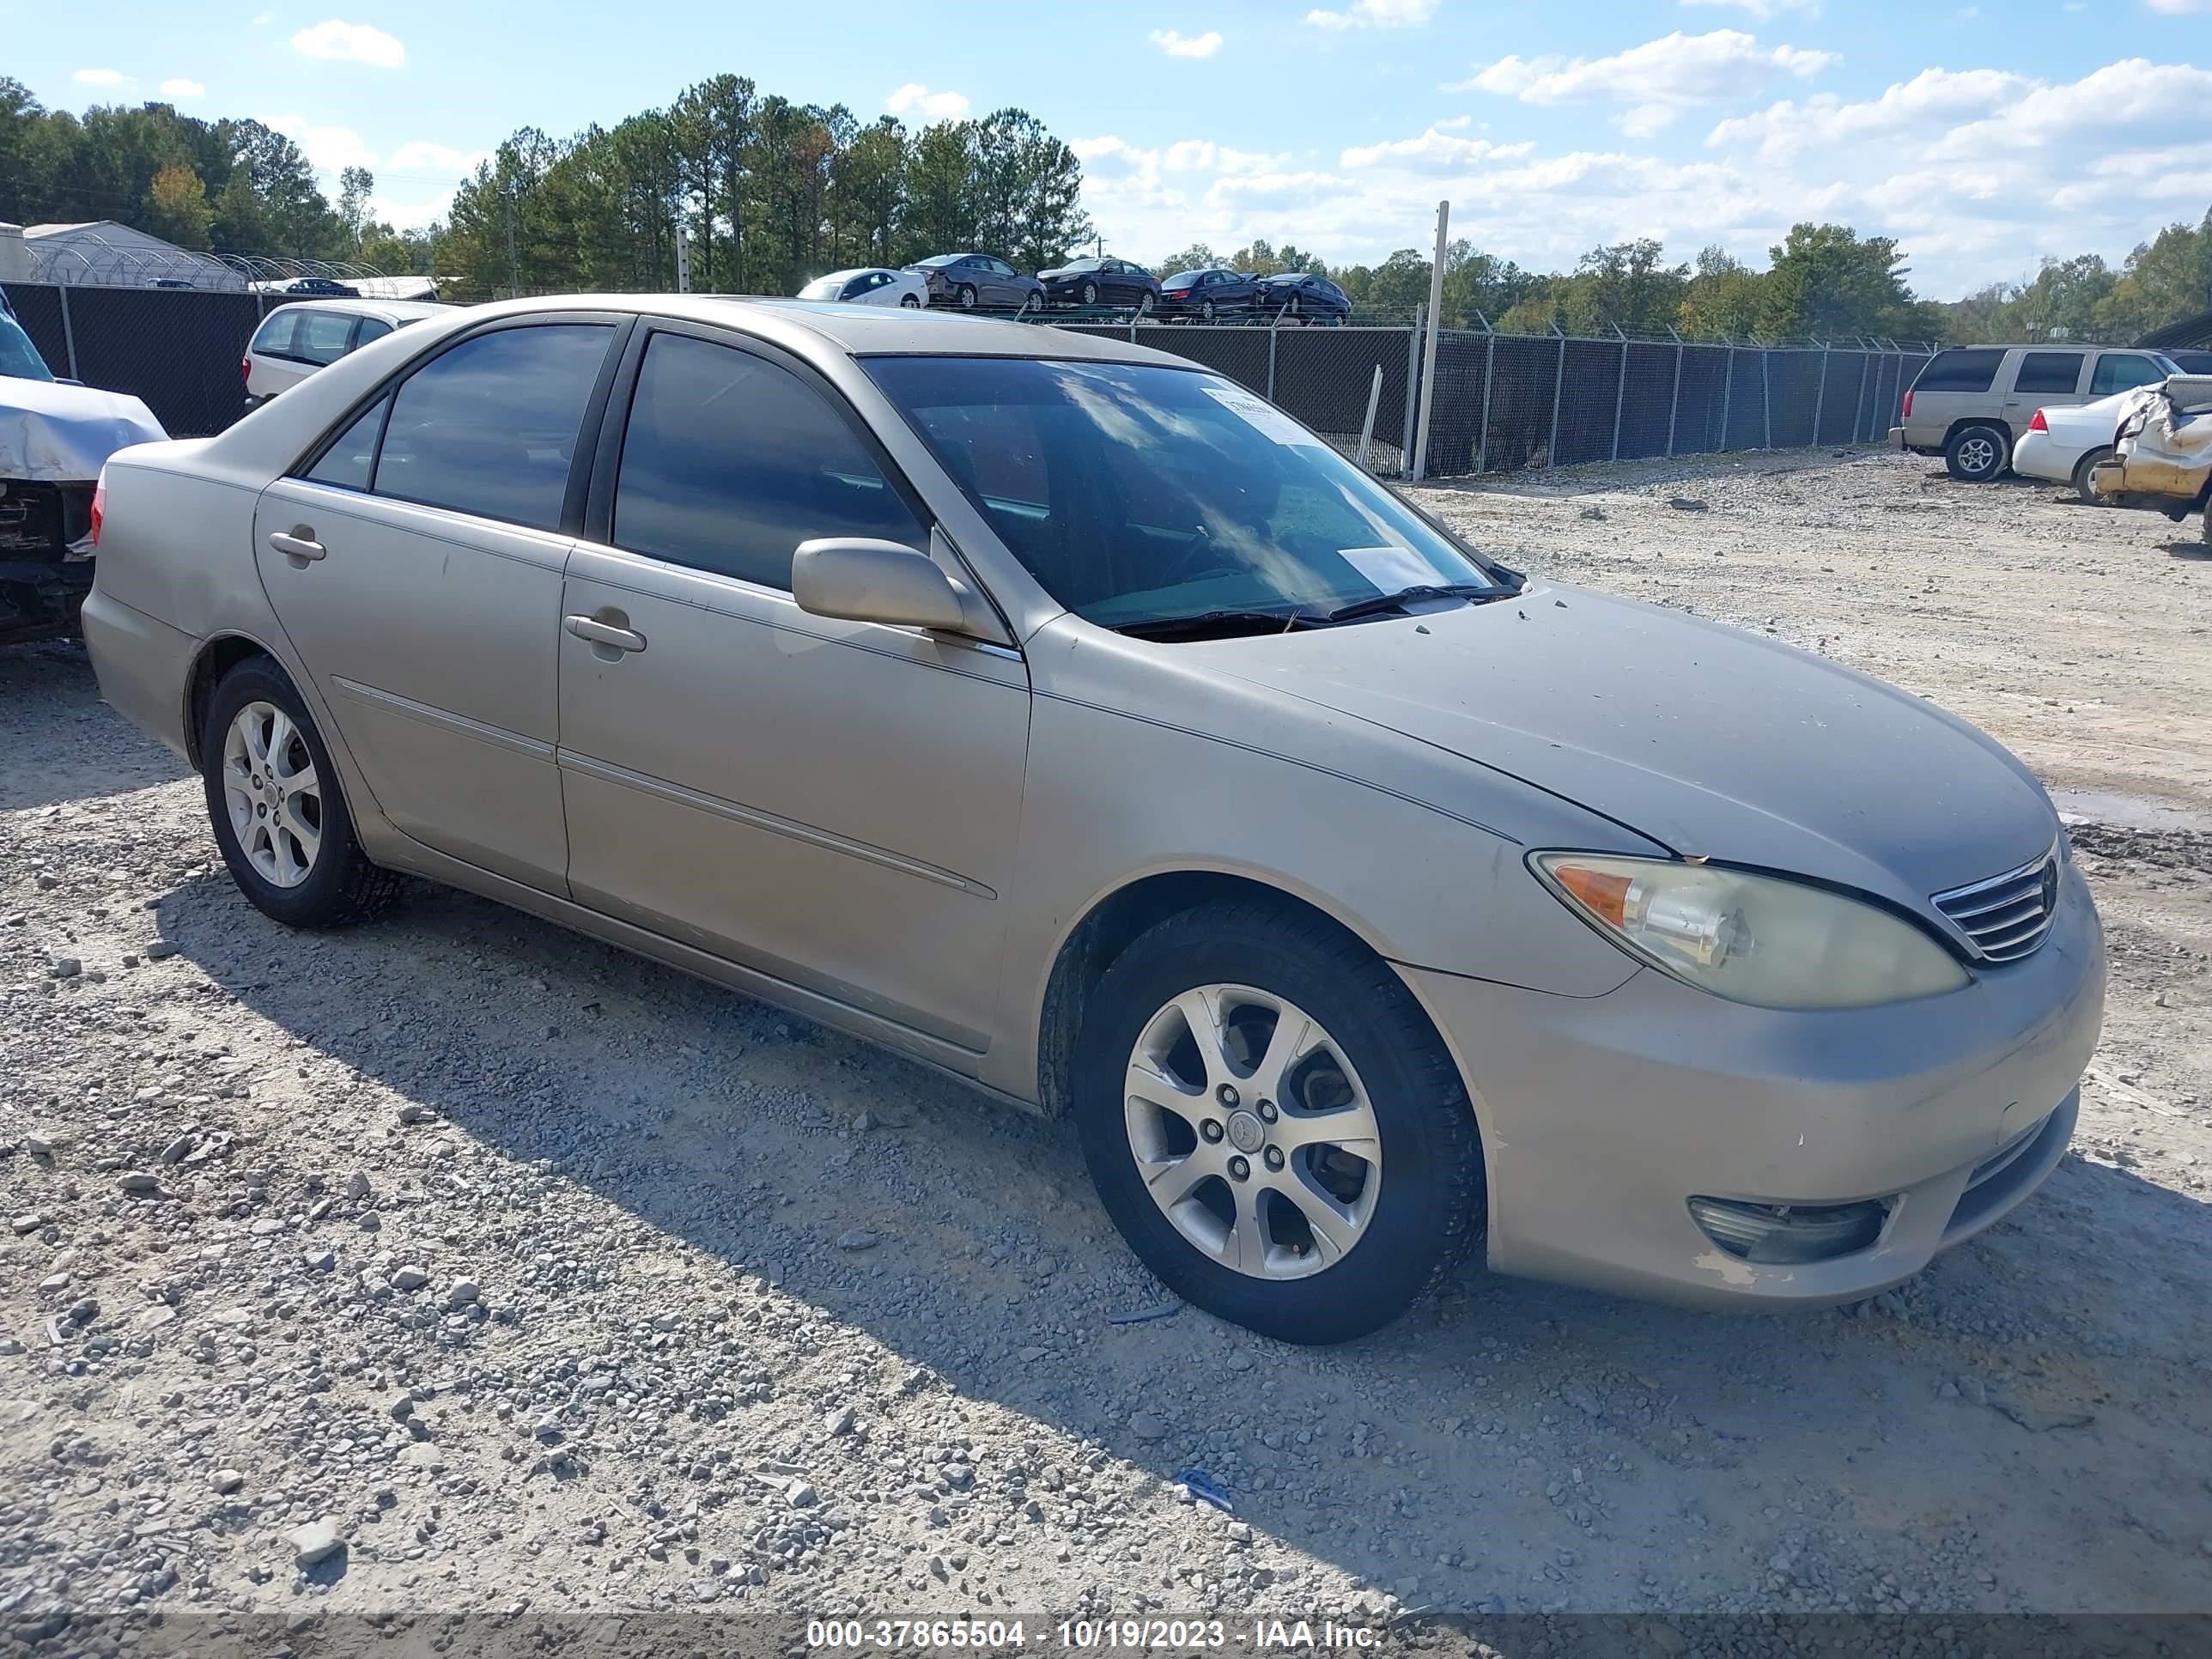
[
  {"left": 2014, "top": 352, "right": 2083, "bottom": 394},
  {"left": 1913, "top": 349, "right": 2007, "bottom": 393}
]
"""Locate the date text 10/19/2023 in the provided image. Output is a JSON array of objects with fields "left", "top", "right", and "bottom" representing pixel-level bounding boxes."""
[{"left": 805, "top": 1620, "right": 1382, "bottom": 1651}]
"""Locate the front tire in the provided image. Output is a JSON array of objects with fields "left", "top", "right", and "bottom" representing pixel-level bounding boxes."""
[
  {"left": 1073, "top": 900, "right": 1485, "bottom": 1344},
  {"left": 1945, "top": 423, "right": 2009, "bottom": 482},
  {"left": 2071, "top": 446, "right": 2113, "bottom": 505},
  {"left": 957, "top": 283, "right": 978, "bottom": 311},
  {"left": 200, "top": 658, "right": 398, "bottom": 928},
  {"left": 1081, "top": 281, "right": 1099, "bottom": 307}
]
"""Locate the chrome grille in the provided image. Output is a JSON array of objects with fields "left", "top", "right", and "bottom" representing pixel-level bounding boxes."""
[{"left": 1931, "top": 843, "right": 2061, "bottom": 963}]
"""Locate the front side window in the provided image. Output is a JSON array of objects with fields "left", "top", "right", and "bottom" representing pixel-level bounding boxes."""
[
  {"left": 2014, "top": 352, "right": 2082, "bottom": 394},
  {"left": 374, "top": 324, "right": 613, "bottom": 531},
  {"left": 868, "top": 356, "right": 1510, "bottom": 630},
  {"left": 612, "top": 331, "right": 925, "bottom": 591},
  {"left": 1914, "top": 349, "right": 2005, "bottom": 393},
  {"left": 2090, "top": 352, "right": 2165, "bottom": 395}
]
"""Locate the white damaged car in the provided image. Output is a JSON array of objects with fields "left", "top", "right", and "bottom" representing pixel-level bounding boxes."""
[{"left": 0, "top": 310, "right": 167, "bottom": 644}]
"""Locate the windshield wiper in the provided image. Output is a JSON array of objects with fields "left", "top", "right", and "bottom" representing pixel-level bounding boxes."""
[
  {"left": 1322, "top": 582, "right": 1508, "bottom": 625},
  {"left": 1110, "top": 607, "right": 1329, "bottom": 641}
]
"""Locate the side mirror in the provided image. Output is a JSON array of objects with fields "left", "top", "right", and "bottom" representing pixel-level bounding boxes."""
[{"left": 793, "top": 538, "right": 971, "bottom": 633}]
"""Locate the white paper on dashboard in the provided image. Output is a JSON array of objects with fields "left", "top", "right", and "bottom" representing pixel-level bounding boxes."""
[
  {"left": 1203, "top": 385, "right": 1322, "bottom": 447},
  {"left": 1336, "top": 544, "right": 1437, "bottom": 592}
]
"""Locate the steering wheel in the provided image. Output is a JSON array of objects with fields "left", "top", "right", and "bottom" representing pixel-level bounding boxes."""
[{"left": 1156, "top": 524, "right": 1248, "bottom": 589}]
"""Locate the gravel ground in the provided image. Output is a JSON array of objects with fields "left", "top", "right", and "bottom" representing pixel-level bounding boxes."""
[{"left": 2, "top": 450, "right": 2209, "bottom": 1638}]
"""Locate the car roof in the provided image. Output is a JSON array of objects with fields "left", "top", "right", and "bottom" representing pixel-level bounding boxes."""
[{"left": 264, "top": 297, "right": 453, "bottom": 324}]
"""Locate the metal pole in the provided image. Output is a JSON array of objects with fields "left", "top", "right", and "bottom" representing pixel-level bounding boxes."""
[
  {"left": 1853, "top": 350, "right": 1870, "bottom": 443},
  {"left": 1401, "top": 304, "right": 1422, "bottom": 474},
  {"left": 58, "top": 283, "right": 79, "bottom": 380},
  {"left": 1610, "top": 326, "right": 1628, "bottom": 464},
  {"left": 504, "top": 191, "right": 520, "bottom": 299},
  {"left": 675, "top": 222, "right": 692, "bottom": 294},
  {"left": 1812, "top": 345, "right": 1829, "bottom": 448},
  {"left": 1411, "top": 200, "right": 1449, "bottom": 482},
  {"left": 1719, "top": 343, "right": 1735, "bottom": 453},
  {"left": 1475, "top": 324, "right": 1495, "bottom": 474},
  {"left": 1665, "top": 331, "right": 1682, "bottom": 458},
  {"left": 1547, "top": 325, "right": 1565, "bottom": 471},
  {"left": 1267, "top": 310, "right": 1279, "bottom": 404},
  {"left": 1760, "top": 348, "right": 1772, "bottom": 451},
  {"left": 1355, "top": 363, "right": 1385, "bottom": 471}
]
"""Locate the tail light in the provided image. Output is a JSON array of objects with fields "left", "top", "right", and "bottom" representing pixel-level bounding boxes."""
[
  {"left": 90, "top": 473, "right": 106, "bottom": 548},
  {"left": 2028, "top": 409, "right": 2049, "bottom": 433},
  {"left": 1901, "top": 389, "right": 1914, "bottom": 418},
  {"left": 240, "top": 354, "right": 252, "bottom": 386}
]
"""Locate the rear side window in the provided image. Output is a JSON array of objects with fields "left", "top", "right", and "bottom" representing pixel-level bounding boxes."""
[
  {"left": 295, "top": 307, "right": 356, "bottom": 367},
  {"left": 611, "top": 331, "right": 925, "bottom": 591},
  {"left": 252, "top": 311, "right": 301, "bottom": 357},
  {"left": 2090, "top": 352, "right": 2164, "bottom": 396},
  {"left": 355, "top": 317, "right": 393, "bottom": 347},
  {"left": 305, "top": 397, "right": 388, "bottom": 490},
  {"left": 2014, "top": 352, "right": 2082, "bottom": 394},
  {"left": 1914, "top": 349, "right": 2005, "bottom": 393},
  {"left": 373, "top": 324, "right": 613, "bottom": 531}
]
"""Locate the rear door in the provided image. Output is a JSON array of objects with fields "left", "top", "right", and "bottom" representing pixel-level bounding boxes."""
[
  {"left": 555, "top": 322, "right": 1030, "bottom": 1056},
  {"left": 1905, "top": 347, "right": 2007, "bottom": 444},
  {"left": 2003, "top": 349, "right": 2087, "bottom": 434},
  {"left": 253, "top": 316, "right": 624, "bottom": 892}
]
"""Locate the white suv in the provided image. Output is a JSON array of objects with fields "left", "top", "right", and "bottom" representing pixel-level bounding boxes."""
[{"left": 243, "top": 299, "right": 452, "bottom": 410}]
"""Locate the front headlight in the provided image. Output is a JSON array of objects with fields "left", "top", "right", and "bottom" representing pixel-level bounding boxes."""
[{"left": 1529, "top": 854, "right": 1970, "bottom": 1010}]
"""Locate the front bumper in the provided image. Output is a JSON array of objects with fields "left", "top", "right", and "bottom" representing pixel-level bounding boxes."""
[{"left": 1401, "top": 858, "right": 2105, "bottom": 1309}]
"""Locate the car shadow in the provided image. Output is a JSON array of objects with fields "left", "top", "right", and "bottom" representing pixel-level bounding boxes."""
[
  {"left": 0, "top": 639, "right": 189, "bottom": 811},
  {"left": 154, "top": 856, "right": 2212, "bottom": 1613}
]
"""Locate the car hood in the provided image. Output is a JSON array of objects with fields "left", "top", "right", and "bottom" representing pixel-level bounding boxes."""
[
  {"left": 0, "top": 380, "right": 167, "bottom": 483},
  {"left": 1176, "top": 582, "right": 2057, "bottom": 907}
]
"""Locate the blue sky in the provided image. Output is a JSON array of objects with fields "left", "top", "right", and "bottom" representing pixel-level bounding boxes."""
[{"left": 9, "top": 0, "right": 2209, "bottom": 295}]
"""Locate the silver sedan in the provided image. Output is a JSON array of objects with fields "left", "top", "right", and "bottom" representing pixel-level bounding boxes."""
[{"left": 81, "top": 298, "right": 2103, "bottom": 1343}]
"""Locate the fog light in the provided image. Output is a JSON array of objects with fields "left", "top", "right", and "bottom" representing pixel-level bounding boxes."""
[{"left": 1687, "top": 1195, "right": 1890, "bottom": 1264}]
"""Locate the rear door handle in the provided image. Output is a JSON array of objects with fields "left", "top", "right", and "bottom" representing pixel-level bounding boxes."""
[
  {"left": 564, "top": 615, "right": 647, "bottom": 653},
  {"left": 267, "top": 529, "right": 326, "bottom": 563}
]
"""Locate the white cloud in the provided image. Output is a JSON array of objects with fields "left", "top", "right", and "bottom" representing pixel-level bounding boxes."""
[
  {"left": 1149, "top": 28, "right": 1223, "bottom": 58},
  {"left": 160, "top": 77, "right": 205, "bottom": 99},
  {"left": 1074, "top": 53, "right": 2212, "bottom": 300},
  {"left": 1455, "top": 30, "right": 1834, "bottom": 110},
  {"left": 886, "top": 82, "right": 971, "bottom": 120},
  {"left": 1618, "top": 104, "right": 1677, "bottom": 137},
  {"left": 290, "top": 20, "right": 406, "bottom": 68},
  {"left": 1305, "top": 0, "right": 1437, "bottom": 29},
  {"left": 72, "top": 68, "right": 129, "bottom": 87},
  {"left": 2146, "top": 0, "right": 2209, "bottom": 11},
  {"left": 386, "top": 140, "right": 490, "bottom": 173},
  {"left": 258, "top": 113, "right": 379, "bottom": 172},
  {"left": 1680, "top": 0, "right": 1820, "bottom": 16}
]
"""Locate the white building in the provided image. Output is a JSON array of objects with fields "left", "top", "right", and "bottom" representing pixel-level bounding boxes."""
[{"left": 21, "top": 221, "right": 244, "bottom": 289}]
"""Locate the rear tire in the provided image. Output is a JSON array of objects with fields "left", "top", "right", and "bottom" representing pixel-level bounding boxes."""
[
  {"left": 1945, "top": 423, "right": 2009, "bottom": 482},
  {"left": 900, "top": 293, "right": 921, "bottom": 308},
  {"left": 2071, "top": 447, "right": 2113, "bottom": 505},
  {"left": 957, "top": 283, "right": 977, "bottom": 310},
  {"left": 1073, "top": 900, "right": 1485, "bottom": 1345},
  {"left": 200, "top": 658, "right": 399, "bottom": 929}
]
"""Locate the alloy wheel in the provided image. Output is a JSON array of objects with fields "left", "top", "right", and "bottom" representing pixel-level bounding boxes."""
[
  {"left": 222, "top": 700, "right": 323, "bottom": 889},
  {"left": 1122, "top": 983, "right": 1382, "bottom": 1279},
  {"left": 1959, "top": 434, "right": 1997, "bottom": 477}
]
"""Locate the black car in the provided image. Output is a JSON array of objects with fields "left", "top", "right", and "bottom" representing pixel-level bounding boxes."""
[
  {"left": 1255, "top": 271, "right": 1352, "bottom": 321},
  {"left": 1037, "top": 256, "right": 1162, "bottom": 313},
  {"left": 283, "top": 277, "right": 360, "bottom": 298},
  {"left": 1157, "top": 268, "right": 1263, "bottom": 320},
  {"left": 902, "top": 253, "right": 1045, "bottom": 313}
]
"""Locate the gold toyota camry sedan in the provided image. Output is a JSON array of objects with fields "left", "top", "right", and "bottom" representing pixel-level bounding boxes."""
[{"left": 82, "top": 297, "right": 2103, "bottom": 1342}]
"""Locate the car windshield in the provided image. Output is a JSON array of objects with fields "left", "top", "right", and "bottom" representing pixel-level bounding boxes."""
[
  {"left": 866, "top": 356, "right": 1512, "bottom": 632},
  {"left": 0, "top": 315, "right": 55, "bottom": 381},
  {"left": 1062, "top": 258, "right": 1102, "bottom": 272},
  {"left": 1164, "top": 271, "right": 1208, "bottom": 287},
  {"left": 799, "top": 276, "right": 845, "bottom": 300},
  {"left": 915, "top": 255, "right": 960, "bottom": 269}
]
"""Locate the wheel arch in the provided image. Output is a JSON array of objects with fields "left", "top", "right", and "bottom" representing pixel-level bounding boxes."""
[
  {"left": 1944, "top": 416, "right": 2010, "bottom": 449},
  {"left": 182, "top": 629, "right": 289, "bottom": 769},
  {"left": 1033, "top": 867, "right": 1441, "bottom": 1120}
]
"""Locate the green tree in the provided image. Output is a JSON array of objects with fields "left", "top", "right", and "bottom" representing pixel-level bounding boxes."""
[
  {"left": 143, "top": 163, "right": 213, "bottom": 248},
  {"left": 2094, "top": 209, "right": 2212, "bottom": 342},
  {"left": 1757, "top": 222, "right": 1940, "bottom": 342},
  {"left": 1676, "top": 246, "right": 1765, "bottom": 339}
]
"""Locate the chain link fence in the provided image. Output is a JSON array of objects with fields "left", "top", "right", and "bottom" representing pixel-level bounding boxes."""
[{"left": 3, "top": 276, "right": 1936, "bottom": 471}]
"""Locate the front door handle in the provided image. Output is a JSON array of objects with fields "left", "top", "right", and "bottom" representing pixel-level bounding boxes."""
[
  {"left": 564, "top": 614, "right": 647, "bottom": 653},
  {"left": 267, "top": 528, "right": 326, "bottom": 564}
]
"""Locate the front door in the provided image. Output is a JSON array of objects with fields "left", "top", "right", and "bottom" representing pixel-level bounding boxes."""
[
  {"left": 556, "top": 325, "right": 1030, "bottom": 1057},
  {"left": 253, "top": 319, "right": 620, "bottom": 892}
]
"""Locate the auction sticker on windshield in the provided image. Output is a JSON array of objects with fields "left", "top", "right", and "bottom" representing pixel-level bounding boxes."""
[{"left": 1204, "top": 385, "right": 1322, "bottom": 447}]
